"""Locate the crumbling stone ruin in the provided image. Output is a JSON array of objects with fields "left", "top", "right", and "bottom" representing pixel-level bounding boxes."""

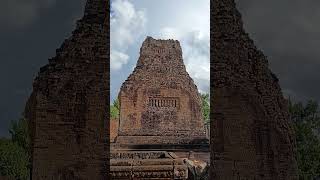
[
  {"left": 110, "top": 151, "right": 188, "bottom": 179},
  {"left": 211, "top": 0, "right": 298, "bottom": 179},
  {"left": 110, "top": 118, "right": 119, "bottom": 143},
  {"left": 116, "top": 37, "right": 208, "bottom": 146},
  {"left": 24, "top": 0, "right": 109, "bottom": 179},
  {"left": 109, "top": 37, "right": 209, "bottom": 179},
  {"left": 24, "top": 0, "right": 299, "bottom": 179}
]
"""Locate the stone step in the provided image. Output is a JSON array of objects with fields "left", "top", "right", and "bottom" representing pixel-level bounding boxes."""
[
  {"left": 111, "top": 143, "right": 210, "bottom": 152},
  {"left": 111, "top": 159, "right": 185, "bottom": 166},
  {"left": 110, "top": 151, "right": 188, "bottom": 179}
]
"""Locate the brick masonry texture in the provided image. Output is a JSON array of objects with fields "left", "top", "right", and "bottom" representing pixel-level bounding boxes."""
[
  {"left": 116, "top": 37, "right": 207, "bottom": 145},
  {"left": 24, "top": 0, "right": 299, "bottom": 179},
  {"left": 211, "top": 0, "right": 298, "bottom": 179},
  {"left": 110, "top": 151, "right": 188, "bottom": 179},
  {"left": 110, "top": 119, "right": 119, "bottom": 143},
  {"left": 24, "top": 0, "right": 109, "bottom": 179}
]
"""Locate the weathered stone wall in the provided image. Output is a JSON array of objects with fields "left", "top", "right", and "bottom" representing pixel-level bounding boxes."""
[
  {"left": 117, "top": 37, "right": 207, "bottom": 145},
  {"left": 110, "top": 151, "right": 188, "bottom": 179},
  {"left": 110, "top": 119, "right": 119, "bottom": 143},
  {"left": 24, "top": 0, "right": 299, "bottom": 178},
  {"left": 211, "top": 0, "right": 298, "bottom": 179},
  {"left": 24, "top": 0, "right": 109, "bottom": 179}
]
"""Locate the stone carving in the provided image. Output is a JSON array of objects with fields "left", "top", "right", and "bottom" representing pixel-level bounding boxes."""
[
  {"left": 24, "top": 0, "right": 109, "bottom": 179},
  {"left": 116, "top": 37, "right": 207, "bottom": 145},
  {"left": 148, "top": 97, "right": 180, "bottom": 108},
  {"left": 110, "top": 151, "right": 188, "bottom": 179},
  {"left": 211, "top": 0, "right": 298, "bottom": 179}
]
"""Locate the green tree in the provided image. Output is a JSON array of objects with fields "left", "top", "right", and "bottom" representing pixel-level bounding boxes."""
[
  {"left": 201, "top": 93, "right": 210, "bottom": 124},
  {"left": 0, "top": 117, "right": 31, "bottom": 179},
  {"left": 289, "top": 100, "right": 320, "bottom": 179},
  {"left": 0, "top": 138, "right": 30, "bottom": 179},
  {"left": 9, "top": 118, "right": 30, "bottom": 154},
  {"left": 110, "top": 98, "right": 120, "bottom": 119}
]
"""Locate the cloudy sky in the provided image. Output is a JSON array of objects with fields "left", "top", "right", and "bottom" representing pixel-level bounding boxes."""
[
  {"left": 1, "top": 0, "right": 320, "bottom": 137},
  {"left": 110, "top": 0, "right": 210, "bottom": 102},
  {"left": 0, "top": 0, "right": 87, "bottom": 137},
  {"left": 237, "top": 0, "right": 320, "bottom": 102}
]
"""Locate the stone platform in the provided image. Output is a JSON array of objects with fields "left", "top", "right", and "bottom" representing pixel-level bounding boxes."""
[
  {"left": 111, "top": 143, "right": 209, "bottom": 152},
  {"left": 110, "top": 151, "right": 188, "bottom": 179},
  {"left": 110, "top": 142, "right": 210, "bottom": 179},
  {"left": 115, "top": 135, "right": 208, "bottom": 145}
]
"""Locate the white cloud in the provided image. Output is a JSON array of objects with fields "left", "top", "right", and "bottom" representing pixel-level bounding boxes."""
[
  {"left": 157, "top": 28, "right": 210, "bottom": 94},
  {"left": 110, "top": 0, "right": 146, "bottom": 71},
  {"left": 111, "top": 50, "right": 129, "bottom": 70},
  {"left": 158, "top": 27, "right": 180, "bottom": 39},
  {"left": 110, "top": 0, "right": 209, "bottom": 101}
]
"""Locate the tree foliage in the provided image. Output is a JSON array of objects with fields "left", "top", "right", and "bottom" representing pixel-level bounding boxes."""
[
  {"left": 201, "top": 93, "right": 210, "bottom": 124},
  {"left": 9, "top": 118, "right": 30, "bottom": 155},
  {"left": 289, "top": 100, "right": 320, "bottom": 179},
  {"left": 0, "top": 138, "right": 30, "bottom": 179},
  {"left": 110, "top": 98, "right": 120, "bottom": 119},
  {"left": 0, "top": 117, "right": 30, "bottom": 180}
]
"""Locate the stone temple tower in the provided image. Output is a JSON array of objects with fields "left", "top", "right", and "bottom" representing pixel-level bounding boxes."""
[{"left": 116, "top": 37, "right": 208, "bottom": 146}]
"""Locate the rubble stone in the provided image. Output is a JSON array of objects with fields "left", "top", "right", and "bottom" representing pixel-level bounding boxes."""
[{"left": 110, "top": 151, "right": 188, "bottom": 179}]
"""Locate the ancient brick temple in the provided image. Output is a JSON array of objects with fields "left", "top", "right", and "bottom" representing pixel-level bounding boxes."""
[
  {"left": 24, "top": 0, "right": 299, "bottom": 179},
  {"left": 116, "top": 37, "right": 207, "bottom": 146},
  {"left": 25, "top": 0, "right": 109, "bottom": 179},
  {"left": 211, "top": 0, "right": 298, "bottom": 179}
]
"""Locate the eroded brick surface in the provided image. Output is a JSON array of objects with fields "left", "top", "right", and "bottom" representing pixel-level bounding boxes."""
[
  {"left": 116, "top": 37, "right": 207, "bottom": 145},
  {"left": 211, "top": 0, "right": 298, "bottom": 179},
  {"left": 110, "top": 119, "right": 119, "bottom": 143},
  {"left": 110, "top": 151, "right": 188, "bottom": 179},
  {"left": 24, "top": 0, "right": 109, "bottom": 179},
  {"left": 24, "top": 0, "right": 299, "bottom": 179}
]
